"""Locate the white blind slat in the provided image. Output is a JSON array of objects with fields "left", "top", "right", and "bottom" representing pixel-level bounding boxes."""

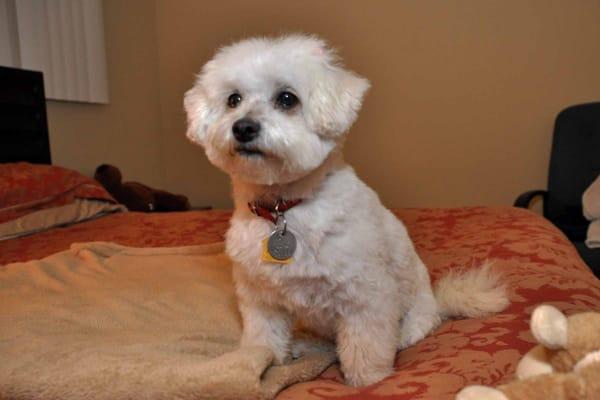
[
  {"left": 0, "top": 0, "right": 20, "bottom": 67},
  {"left": 81, "top": 0, "right": 108, "bottom": 103},
  {"left": 3, "top": 0, "right": 109, "bottom": 104},
  {"left": 71, "top": 0, "right": 89, "bottom": 101}
]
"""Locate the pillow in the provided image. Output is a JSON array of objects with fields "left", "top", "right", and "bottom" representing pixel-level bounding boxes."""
[{"left": 0, "top": 163, "right": 124, "bottom": 239}]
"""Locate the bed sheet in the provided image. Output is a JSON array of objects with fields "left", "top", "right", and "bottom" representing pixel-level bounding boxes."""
[
  {"left": 1, "top": 206, "right": 598, "bottom": 400},
  {"left": 0, "top": 210, "right": 230, "bottom": 265}
]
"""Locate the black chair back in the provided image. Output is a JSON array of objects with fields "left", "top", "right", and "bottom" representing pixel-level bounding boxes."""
[{"left": 546, "top": 102, "right": 600, "bottom": 241}]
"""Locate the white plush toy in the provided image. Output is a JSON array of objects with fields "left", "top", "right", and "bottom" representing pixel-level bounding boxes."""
[{"left": 456, "top": 304, "right": 600, "bottom": 400}]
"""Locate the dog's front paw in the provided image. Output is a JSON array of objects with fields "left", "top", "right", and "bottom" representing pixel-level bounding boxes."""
[
  {"left": 291, "top": 337, "right": 335, "bottom": 359},
  {"left": 343, "top": 366, "right": 393, "bottom": 387},
  {"left": 271, "top": 354, "right": 289, "bottom": 365},
  {"left": 240, "top": 343, "right": 290, "bottom": 365},
  {"left": 262, "top": 344, "right": 289, "bottom": 365}
]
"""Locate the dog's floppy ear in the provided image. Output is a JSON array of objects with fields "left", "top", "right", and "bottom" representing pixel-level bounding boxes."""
[
  {"left": 183, "top": 80, "right": 214, "bottom": 146},
  {"left": 306, "top": 52, "right": 370, "bottom": 138}
]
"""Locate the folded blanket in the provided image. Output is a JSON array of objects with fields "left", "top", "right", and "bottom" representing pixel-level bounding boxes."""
[
  {"left": 0, "top": 242, "right": 334, "bottom": 400},
  {"left": 583, "top": 174, "right": 600, "bottom": 248}
]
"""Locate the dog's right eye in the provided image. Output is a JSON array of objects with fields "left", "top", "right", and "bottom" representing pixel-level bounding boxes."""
[
  {"left": 275, "top": 91, "right": 299, "bottom": 110},
  {"left": 227, "top": 93, "right": 242, "bottom": 108}
]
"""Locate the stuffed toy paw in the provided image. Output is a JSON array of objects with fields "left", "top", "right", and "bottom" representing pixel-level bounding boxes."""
[{"left": 456, "top": 304, "right": 600, "bottom": 400}]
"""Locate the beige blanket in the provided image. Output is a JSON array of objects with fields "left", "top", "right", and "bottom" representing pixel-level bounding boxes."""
[
  {"left": 0, "top": 242, "right": 335, "bottom": 400},
  {"left": 583, "top": 174, "right": 600, "bottom": 248}
]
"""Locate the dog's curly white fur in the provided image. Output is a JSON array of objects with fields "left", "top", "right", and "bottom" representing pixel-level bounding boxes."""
[{"left": 184, "top": 35, "right": 509, "bottom": 387}]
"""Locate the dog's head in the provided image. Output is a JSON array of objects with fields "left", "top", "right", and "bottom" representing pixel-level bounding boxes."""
[{"left": 184, "top": 35, "right": 369, "bottom": 185}]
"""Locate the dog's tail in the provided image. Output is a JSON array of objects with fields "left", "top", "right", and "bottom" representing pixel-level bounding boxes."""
[{"left": 434, "top": 262, "right": 509, "bottom": 319}]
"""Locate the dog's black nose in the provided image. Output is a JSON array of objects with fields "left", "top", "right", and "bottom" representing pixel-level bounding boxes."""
[{"left": 232, "top": 118, "right": 260, "bottom": 143}]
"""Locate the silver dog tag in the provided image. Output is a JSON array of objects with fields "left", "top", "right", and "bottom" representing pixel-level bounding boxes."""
[{"left": 267, "top": 229, "right": 297, "bottom": 261}]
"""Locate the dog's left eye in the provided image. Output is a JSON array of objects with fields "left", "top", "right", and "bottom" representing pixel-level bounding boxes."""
[
  {"left": 275, "top": 91, "right": 299, "bottom": 110},
  {"left": 227, "top": 93, "right": 242, "bottom": 108}
]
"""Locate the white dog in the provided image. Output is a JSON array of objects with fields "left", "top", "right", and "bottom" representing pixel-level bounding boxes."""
[{"left": 184, "top": 35, "right": 509, "bottom": 387}]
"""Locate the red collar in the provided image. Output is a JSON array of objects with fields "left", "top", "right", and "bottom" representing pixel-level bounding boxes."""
[{"left": 248, "top": 199, "right": 303, "bottom": 224}]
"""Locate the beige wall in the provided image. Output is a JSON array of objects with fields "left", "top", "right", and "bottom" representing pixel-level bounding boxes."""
[
  {"left": 47, "top": 0, "right": 163, "bottom": 188},
  {"left": 50, "top": 1, "right": 600, "bottom": 209}
]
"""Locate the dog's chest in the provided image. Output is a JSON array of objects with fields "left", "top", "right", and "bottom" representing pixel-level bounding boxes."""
[
  {"left": 226, "top": 214, "right": 347, "bottom": 312},
  {"left": 227, "top": 212, "right": 324, "bottom": 269}
]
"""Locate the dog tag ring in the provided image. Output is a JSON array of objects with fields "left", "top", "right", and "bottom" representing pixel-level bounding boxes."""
[{"left": 267, "top": 204, "right": 297, "bottom": 261}]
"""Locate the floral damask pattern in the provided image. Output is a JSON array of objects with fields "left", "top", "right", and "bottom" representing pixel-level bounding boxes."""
[{"left": 1, "top": 206, "right": 598, "bottom": 399}]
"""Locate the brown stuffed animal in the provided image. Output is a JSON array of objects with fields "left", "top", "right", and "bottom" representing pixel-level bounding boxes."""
[
  {"left": 94, "top": 164, "right": 190, "bottom": 212},
  {"left": 456, "top": 304, "right": 600, "bottom": 400}
]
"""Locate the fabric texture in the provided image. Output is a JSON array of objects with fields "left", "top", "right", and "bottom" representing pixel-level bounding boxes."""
[
  {"left": 0, "top": 162, "right": 119, "bottom": 226},
  {"left": 0, "top": 241, "right": 334, "bottom": 400},
  {"left": 0, "top": 207, "right": 599, "bottom": 399},
  {"left": 0, "top": 210, "right": 232, "bottom": 265},
  {"left": 583, "top": 175, "right": 600, "bottom": 248},
  {"left": 0, "top": 199, "right": 125, "bottom": 241}
]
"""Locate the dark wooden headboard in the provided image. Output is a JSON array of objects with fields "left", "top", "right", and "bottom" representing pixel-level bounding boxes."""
[{"left": 0, "top": 66, "right": 51, "bottom": 164}]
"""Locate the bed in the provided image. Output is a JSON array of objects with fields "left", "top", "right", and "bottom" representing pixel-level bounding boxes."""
[{"left": 2, "top": 67, "right": 600, "bottom": 400}]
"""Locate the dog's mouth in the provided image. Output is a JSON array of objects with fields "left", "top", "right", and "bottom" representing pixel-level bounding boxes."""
[{"left": 233, "top": 145, "right": 266, "bottom": 158}]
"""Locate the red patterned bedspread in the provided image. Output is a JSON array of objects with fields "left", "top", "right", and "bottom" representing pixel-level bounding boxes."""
[{"left": 1, "top": 206, "right": 598, "bottom": 399}]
